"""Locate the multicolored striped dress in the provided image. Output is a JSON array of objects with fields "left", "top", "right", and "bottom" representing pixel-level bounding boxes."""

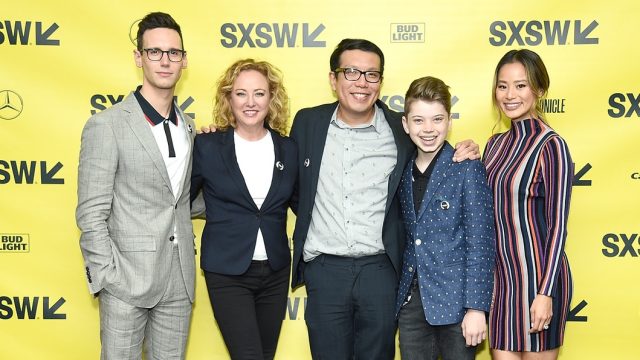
[{"left": 483, "top": 118, "right": 573, "bottom": 352}]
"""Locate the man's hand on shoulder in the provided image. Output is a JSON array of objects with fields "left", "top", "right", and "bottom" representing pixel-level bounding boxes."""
[
  {"left": 197, "top": 123, "right": 217, "bottom": 134},
  {"left": 453, "top": 139, "right": 480, "bottom": 162}
]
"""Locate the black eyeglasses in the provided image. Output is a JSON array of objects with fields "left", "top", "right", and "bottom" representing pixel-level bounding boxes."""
[
  {"left": 142, "top": 48, "right": 186, "bottom": 62},
  {"left": 334, "top": 67, "right": 382, "bottom": 83}
]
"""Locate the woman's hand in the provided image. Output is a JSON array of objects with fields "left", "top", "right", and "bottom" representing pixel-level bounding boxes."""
[{"left": 529, "top": 294, "right": 553, "bottom": 333}]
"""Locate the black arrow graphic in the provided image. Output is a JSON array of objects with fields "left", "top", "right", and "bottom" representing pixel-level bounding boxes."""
[
  {"left": 179, "top": 96, "right": 195, "bottom": 119},
  {"left": 574, "top": 20, "right": 598, "bottom": 45},
  {"left": 43, "top": 297, "right": 66, "bottom": 319},
  {"left": 41, "top": 161, "right": 64, "bottom": 184},
  {"left": 36, "top": 22, "right": 60, "bottom": 46},
  {"left": 451, "top": 96, "right": 459, "bottom": 119},
  {"left": 567, "top": 300, "right": 587, "bottom": 322},
  {"left": 303, "top": 23, "right": 326, "bottom": 47},
  {"left": 573, "top": 163, "right": 592, "bottom": 186}
]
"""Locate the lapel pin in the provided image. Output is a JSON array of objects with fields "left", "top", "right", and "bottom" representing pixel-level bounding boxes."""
[
  {"left": 440, "top": 200, "right": 450, "bottom": 210},
  {"left": 187, "top": 124, "right": 193, "bottom": 133},
  {"left": 275, "top": 161, "right": 284, "bottom": 171},
  {"left": 304, "top": 158, "right": 310, "bottom": 167}
]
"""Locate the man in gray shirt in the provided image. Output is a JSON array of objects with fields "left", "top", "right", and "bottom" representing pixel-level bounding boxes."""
[{"left": 290, "top": 38, "right": 479, "bottom": 359}]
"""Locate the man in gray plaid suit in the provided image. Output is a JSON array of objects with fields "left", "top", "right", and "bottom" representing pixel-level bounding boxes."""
[{"left": 76, "top": 12, "right": 196, "bottom": 359}]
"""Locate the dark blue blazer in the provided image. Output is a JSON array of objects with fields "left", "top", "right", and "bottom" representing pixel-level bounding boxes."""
[
  {"left": 289, "top": 100, "right": 414, "bottom": 288},
  {"left": 395, "top": 142, "right": 495, "bottom": 325},
  {"left": 191, "top": 128, "right": 298, "bottom": 275}
]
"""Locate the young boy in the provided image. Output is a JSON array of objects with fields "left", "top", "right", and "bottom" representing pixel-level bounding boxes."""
[{"left": 395, "top": 76, "right": 495, "bottom": 359}]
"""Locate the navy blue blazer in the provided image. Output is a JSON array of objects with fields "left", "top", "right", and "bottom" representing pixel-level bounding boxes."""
[
  {"left": 191, "top": 128, "right": 298, "bottom": 275},
  {"left": 395, "top": 142, "right": 495, "bottom": 325},
  {"left": 289, "top": 100, "right": 414, "bottom": 288}
]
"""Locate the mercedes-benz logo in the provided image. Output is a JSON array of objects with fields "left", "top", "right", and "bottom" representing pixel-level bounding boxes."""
[
  {"left": 129, "top": 19, "right": 142, "bottom": 47},
  {"left": 0, "top": 90, "right": 24, "bottom": 120}
]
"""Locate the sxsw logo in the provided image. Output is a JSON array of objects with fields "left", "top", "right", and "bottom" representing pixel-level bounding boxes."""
[
  {"left": 390, "top": 23, "right": 425, "bottom": 43},
  {"left": 0, "top": 160, "right": 64, "bottom": 185},
  {"left": 220, "top": 23, "right": 325, "bottom": 48},
  {"left": 602, "top": 233, "right": 640, "bottom": 257},
  {"left": 608, "top": 93, "right": 640, "bottom": 118},
  {"left": 0, "top": 296, "right": 66, "bottom": 320},
  {"left": 90, "top": 94, "right": 196, "bottom": 119},
  {"left": 381, "top": 94, "right": 460, "bottom": 119},
  {"left": 539, "top": 98, "right": 566, "bottom": 114},
  {"left": 381, "top": 94, "right": 405, "bottom": 113},
  {"left": 489, "top": 20, "right": 598, "bottom": 46},
  {"left": 0, "top": 20, "right": 60, "bottom": 46},
  {"left": 0, "top": 234, "right": 29, "bottom": 252},
  {"left": 286, "top": 296, "right": 306, "bottom": 320}
]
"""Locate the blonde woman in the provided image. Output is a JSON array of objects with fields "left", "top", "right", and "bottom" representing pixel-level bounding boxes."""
[{"left": 191, "top": 59, "right": 297, "bottom": 360}]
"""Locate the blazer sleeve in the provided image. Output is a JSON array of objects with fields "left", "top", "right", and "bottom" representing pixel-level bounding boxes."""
[
  {"left": 462, "top": 160, "right": 496, "bottom": 311},
  {"left": 75, "top": 115, "right": 118, "bottom": 294}
]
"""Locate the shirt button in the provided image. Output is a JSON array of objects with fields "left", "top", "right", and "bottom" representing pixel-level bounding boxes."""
[
  {"left": 415, "top": 239, "right": 422, "bottom": 245},
  {"left": 169, "top": 235, "right": 175, "bottom": 242},
  {"left": 408, "top": 266, "right": 414, "bottom": 272}
]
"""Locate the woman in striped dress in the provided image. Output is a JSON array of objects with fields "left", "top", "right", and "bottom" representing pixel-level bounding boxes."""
[{"left": 483, "top": 49, "right": 573, "bottom": 360}]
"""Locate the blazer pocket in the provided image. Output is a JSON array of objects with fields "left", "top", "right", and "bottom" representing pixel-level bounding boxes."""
[
  {"left": 115, "top": 235, "right": 157, "bottom": 252},
  {"left": 429, "top": 235, "right": 465, "bottom": 266},
  {"left": 442, "top": 258, "right": 465, "bottom": 268},
  {"left": 441, "top": 250, "right": 466, "bottom": 267}
]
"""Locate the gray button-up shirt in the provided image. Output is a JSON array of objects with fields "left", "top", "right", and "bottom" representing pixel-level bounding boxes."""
[{"left": 303, "top": 104, "right": 397, "bottom": 261}]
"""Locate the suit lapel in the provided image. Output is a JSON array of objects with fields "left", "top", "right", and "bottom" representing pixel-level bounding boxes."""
[
  {"left": 380, "top": 100, "right": 413, "bottom": 213},
  {"left": 122, "top": 93, "right": 173, "bottom": 192},
  {"left": 400, "top": 157, "right": 417, "bottom": 224},
  {"left": 417, "top": 143, "right": 454, "bottom": 220},
  {"left": 176, "top": 107, "right": 195, "bottom": 199},
  {"left": 308, "top": 103, "right": 335, "bottom": 198},
  {"left": 219, "top": 130, "right": 257, "bottom": 208},
  {"left": 262, "top": 129, "right": 283, "bottom": 210}
]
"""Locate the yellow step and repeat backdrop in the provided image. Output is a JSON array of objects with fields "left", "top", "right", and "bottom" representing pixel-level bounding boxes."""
[{"left": 2, "top": 0, "right": 639, "bottom": 359}]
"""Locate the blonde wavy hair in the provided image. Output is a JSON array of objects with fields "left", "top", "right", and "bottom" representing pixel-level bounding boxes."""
[{"left": 213, "top": 59, "right": 290, "bottom": 136}]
